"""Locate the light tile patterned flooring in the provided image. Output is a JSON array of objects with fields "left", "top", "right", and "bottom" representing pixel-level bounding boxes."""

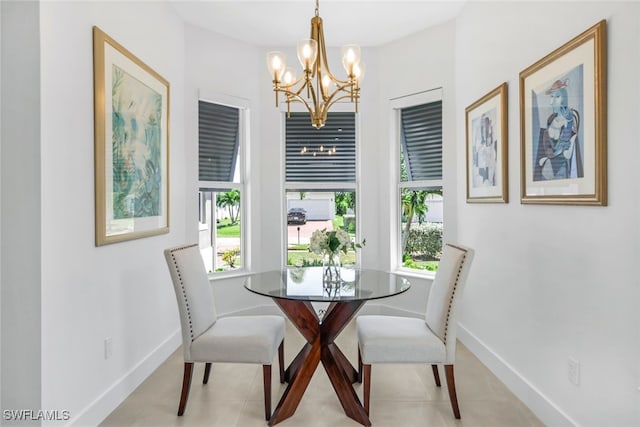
[{"left": 102, "top": 320, "right": 544, "bottom": 427}]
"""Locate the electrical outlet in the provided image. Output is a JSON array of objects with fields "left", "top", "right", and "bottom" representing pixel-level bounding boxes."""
[
  {"left": 567, "top": 357, "right": 580, "bottom": 385},
  {"left": 104, "top": 337, "right": 113, "bottom": 360}
]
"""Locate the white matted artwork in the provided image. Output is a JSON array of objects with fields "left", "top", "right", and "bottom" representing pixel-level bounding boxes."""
[
  {"left": 93, "top": 26, "right": 170, "bottom": 245},
  {"left": 519, "top": 20, "right": 606, "bottom": 205},
  {"left": 465, "top": 83, "right": 508, "bottom": 203}
]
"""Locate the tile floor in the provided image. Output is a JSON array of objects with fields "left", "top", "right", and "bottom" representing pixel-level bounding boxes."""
[{"left": 102, "top": 320, "right": 544, "bottom": 427}]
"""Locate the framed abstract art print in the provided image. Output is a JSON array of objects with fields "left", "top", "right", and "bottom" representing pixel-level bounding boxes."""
[{"left": 465, "top": 83, "right": 508, "bottom": 203}]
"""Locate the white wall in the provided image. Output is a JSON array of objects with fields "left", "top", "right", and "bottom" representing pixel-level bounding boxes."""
[
  {"left": 454, "top": 2, "right": 639, "bottom": 426},
  {"left": 38, "top": 2, "right": 186, "bottom": 424},
  {"left": 1, "top": 0, "right": 42, "bottom": 417}
]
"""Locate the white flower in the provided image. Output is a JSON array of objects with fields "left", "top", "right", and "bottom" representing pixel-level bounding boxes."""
[
  {"left": 309, "top": 229, "right": 328, "bottom": 254},
  {"left": 307, "top": 228, "right": 365, "bottom": 258},
  {"left": 335, "top": 229, "right": 351, "bottom": 247}
]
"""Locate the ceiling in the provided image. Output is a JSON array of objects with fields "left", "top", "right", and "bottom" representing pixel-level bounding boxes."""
[{"left": 169, "top": 1, "right": 466, "bottom": 47}]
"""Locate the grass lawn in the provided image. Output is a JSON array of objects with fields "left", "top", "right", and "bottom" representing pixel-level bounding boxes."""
[
  {"left": 287, "top": 250, "right": 357, "bottom": 267},
  {"left": 404, "top": 259, "right": 439, "bottom": 271},
  {"left": 216, "top": 219, "right": 240, "bottom": 237}
]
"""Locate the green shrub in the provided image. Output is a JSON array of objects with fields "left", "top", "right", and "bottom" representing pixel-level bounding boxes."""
[
  {"left": 221, "top": 247, "right": 240, "bottom": 268},
  {"left": 342, "top": 214, "right": 356, "bottom": 233},
  {"left": 301, "top": 258, "right": 323, "bottom": 267},
  {"left": 404, "top": 222, "right": 443, "bottom": 260}
]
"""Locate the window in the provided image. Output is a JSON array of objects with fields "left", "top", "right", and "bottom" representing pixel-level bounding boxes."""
[
  {"left": 198, "top": 100, "right": 245, "bottom": 273},
  {"left": 284, "top": 112, "right": 360, "bottom": 267},
  {"left": 394, "top": 90, "right": 443, "bottom": 273}
]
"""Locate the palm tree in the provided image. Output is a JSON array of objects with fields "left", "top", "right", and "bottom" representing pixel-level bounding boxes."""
[
  {"left": 401, "top": 188, "right": 442, "bottom": 252},
  {"left": 216, "top": 190, "right": 241, "bottom": 224}
]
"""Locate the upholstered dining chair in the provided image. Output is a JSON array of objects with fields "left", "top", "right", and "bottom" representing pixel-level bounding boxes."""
[
  {"left": 356, "top": 243, "right": 474, "bottom": 420},
  {"left": 164, "top": 244, "right": 285, "bottom": 420}
]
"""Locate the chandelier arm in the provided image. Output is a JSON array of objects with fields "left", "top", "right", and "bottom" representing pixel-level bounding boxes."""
[
  {"left": 279, "top": 74, "right": 308, "bottom": 93},
  {"left": 281, "top": 92, "right": 315, "bottom": 116},
  {"left": 315, "top": 16, "right": 347, "bottom": 85},
  {"left": 276, "top": 83, "right": 323, "bottom": 120},
  {"left": 324, "top": 93, "right": 359, "bottom": 112},
  {"left": 278, "top": 80, "right": 309, "bottom": 98},
  {"left": 276, "top": 75, "right": 321, "bottom": 114},
  {"left": 323, "top": 82, "right": 358, "bottom": 105},
  {"left": 282, "top": 91, "right": 325, "bottom": 127}
]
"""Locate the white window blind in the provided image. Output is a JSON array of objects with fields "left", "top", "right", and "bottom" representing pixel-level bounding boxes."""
[
  {"left": 400, "top": 101, "right": 442, "bottom": 181},
  {"left": 285, "top": 112, "right": 356, "bottom": 184},
  {"left": 199, "top": 101, "right": 239, "bottom": 187}
]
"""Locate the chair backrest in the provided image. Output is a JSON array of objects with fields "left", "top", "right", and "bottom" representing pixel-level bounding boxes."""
[
  {"left": 425, "top": 243, "right": 474, "bottom": 361},
  {"left": 164, "top": 244, "right": 217, "bottom": 360}
]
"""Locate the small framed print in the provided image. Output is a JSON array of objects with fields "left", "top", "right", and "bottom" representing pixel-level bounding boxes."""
[
  {"left": 465, "top": 83, "right": 508, "bottom": 203},
  {"left": 93, "top": 26, "right": 170, "bottom": 245},
  {"left": 519, "top": 20, "right": 607, "bottom": 205}
]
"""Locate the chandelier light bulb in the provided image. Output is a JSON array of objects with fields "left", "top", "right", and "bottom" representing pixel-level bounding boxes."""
[
  {"left": 341, "top": 44, "right": 361, "bottom": 76},
  {"left": 321, "top": 74, "right": 331, "bottom": 91},
  {"left": 297, "top": 39, "right": 318, "bottom": 71},
  {"left": 353, "top": 62, "right": 365, "bottom": 82},
  {"left": 267, "top": 51, "right": 286, "bottom": 81},
  {"left": 283, "top": 68, "right": 296, "bottom": 86}
]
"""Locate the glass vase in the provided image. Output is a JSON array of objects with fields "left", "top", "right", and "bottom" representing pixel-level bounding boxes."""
[{"left": 322, "top": 251, "right": 342, "bottom": 288}]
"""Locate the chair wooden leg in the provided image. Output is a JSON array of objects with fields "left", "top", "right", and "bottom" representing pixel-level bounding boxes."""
[
  {"left": 203, "top": 362, "right": 212, "bottom": 384},
  {"left": 278, "top": 340, "right": 285, "bottom": 384},
  {"left": 357, "top": 348, "right": 363, "bottom": 383},
  {"left": 431, "top": 364, "right": 441, "bottom": 387},
  {"left": 445, "top": 364, "right": 461, "bottom": 419},
  {"left": 177, "top": 362, "right": 194, "bottom": 416},
  {"left": 363, "top": 364, "right": 371, "bottom": 416},
  {"left": 263, "top": 365, "right": 272, "bottom": 421}
]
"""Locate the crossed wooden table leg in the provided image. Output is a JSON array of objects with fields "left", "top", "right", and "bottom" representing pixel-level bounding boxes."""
[{"left": 269, "top": 298, "right": 370, "bottom": 426}]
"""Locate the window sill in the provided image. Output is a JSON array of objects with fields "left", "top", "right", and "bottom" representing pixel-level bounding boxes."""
[
  {"left": 208, "top": 269, "right": 253, "bottom": 281},
  {"left": 393, "top": 268, "right": 436, "bottom": 281}
]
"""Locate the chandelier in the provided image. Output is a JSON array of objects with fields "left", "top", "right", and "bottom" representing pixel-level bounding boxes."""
[{"left": 266, "top": 0, "right": 364, "bottom": 129}]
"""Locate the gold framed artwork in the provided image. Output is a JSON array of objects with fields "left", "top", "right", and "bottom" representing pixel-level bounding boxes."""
[
  {"left": 519, "top": 20, "right": 606, "bottom": 205},
  {"left": 465, "top": 83, "right": 508, "bottom": 203},
  {"left": 93, "top": 26, "right": 170, "bottom": 246}
]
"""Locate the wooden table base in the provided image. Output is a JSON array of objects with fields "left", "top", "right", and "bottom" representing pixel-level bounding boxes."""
[{"left": 269, "top": 299, "right": 370, "bottom": 426}]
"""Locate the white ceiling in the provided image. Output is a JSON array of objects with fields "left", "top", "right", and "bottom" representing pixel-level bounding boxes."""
[{"left": 169, "top": 1, "right": 466, "bottom": 47}]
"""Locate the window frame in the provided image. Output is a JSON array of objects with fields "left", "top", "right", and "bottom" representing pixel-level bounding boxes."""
[
  {"left": 390, "top": 89, "right": 443, "bottom": 277},
  {"left": 281, "top": 106, "right": 361, "bottom": 269},
  {"left": 198, "top": 92, "right": 250, "bottom": 277}
]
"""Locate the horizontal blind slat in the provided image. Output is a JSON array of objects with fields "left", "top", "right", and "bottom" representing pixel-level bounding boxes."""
[
  {"left": 285, "top": 112, "right": 356, "bottom": 183},
  {"left": 198, "top": 101, "right": 239, "bottom": 182},
  {"left": 401, "top": 101, "right": 442, "bottom": 181}
]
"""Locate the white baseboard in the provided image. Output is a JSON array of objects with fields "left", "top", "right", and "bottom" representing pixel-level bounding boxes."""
[
  {"left": 457, "top": 323, "right": 578, "bottom": 427},
  {"left": 71, "top": 329, "right": 181, "bottom": 427}
]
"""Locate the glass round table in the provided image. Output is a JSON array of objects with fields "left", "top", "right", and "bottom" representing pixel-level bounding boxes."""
[{"left": 244, "top": 267, "right": 411, "bottom": 426}]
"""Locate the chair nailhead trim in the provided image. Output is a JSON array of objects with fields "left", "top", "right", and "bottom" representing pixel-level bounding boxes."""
[
  {"left": 443, "top": 249, "right": 467, "bottom": 343},
  {"left": 169, "top": 244, "right": 199, "bottom": 341}
]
